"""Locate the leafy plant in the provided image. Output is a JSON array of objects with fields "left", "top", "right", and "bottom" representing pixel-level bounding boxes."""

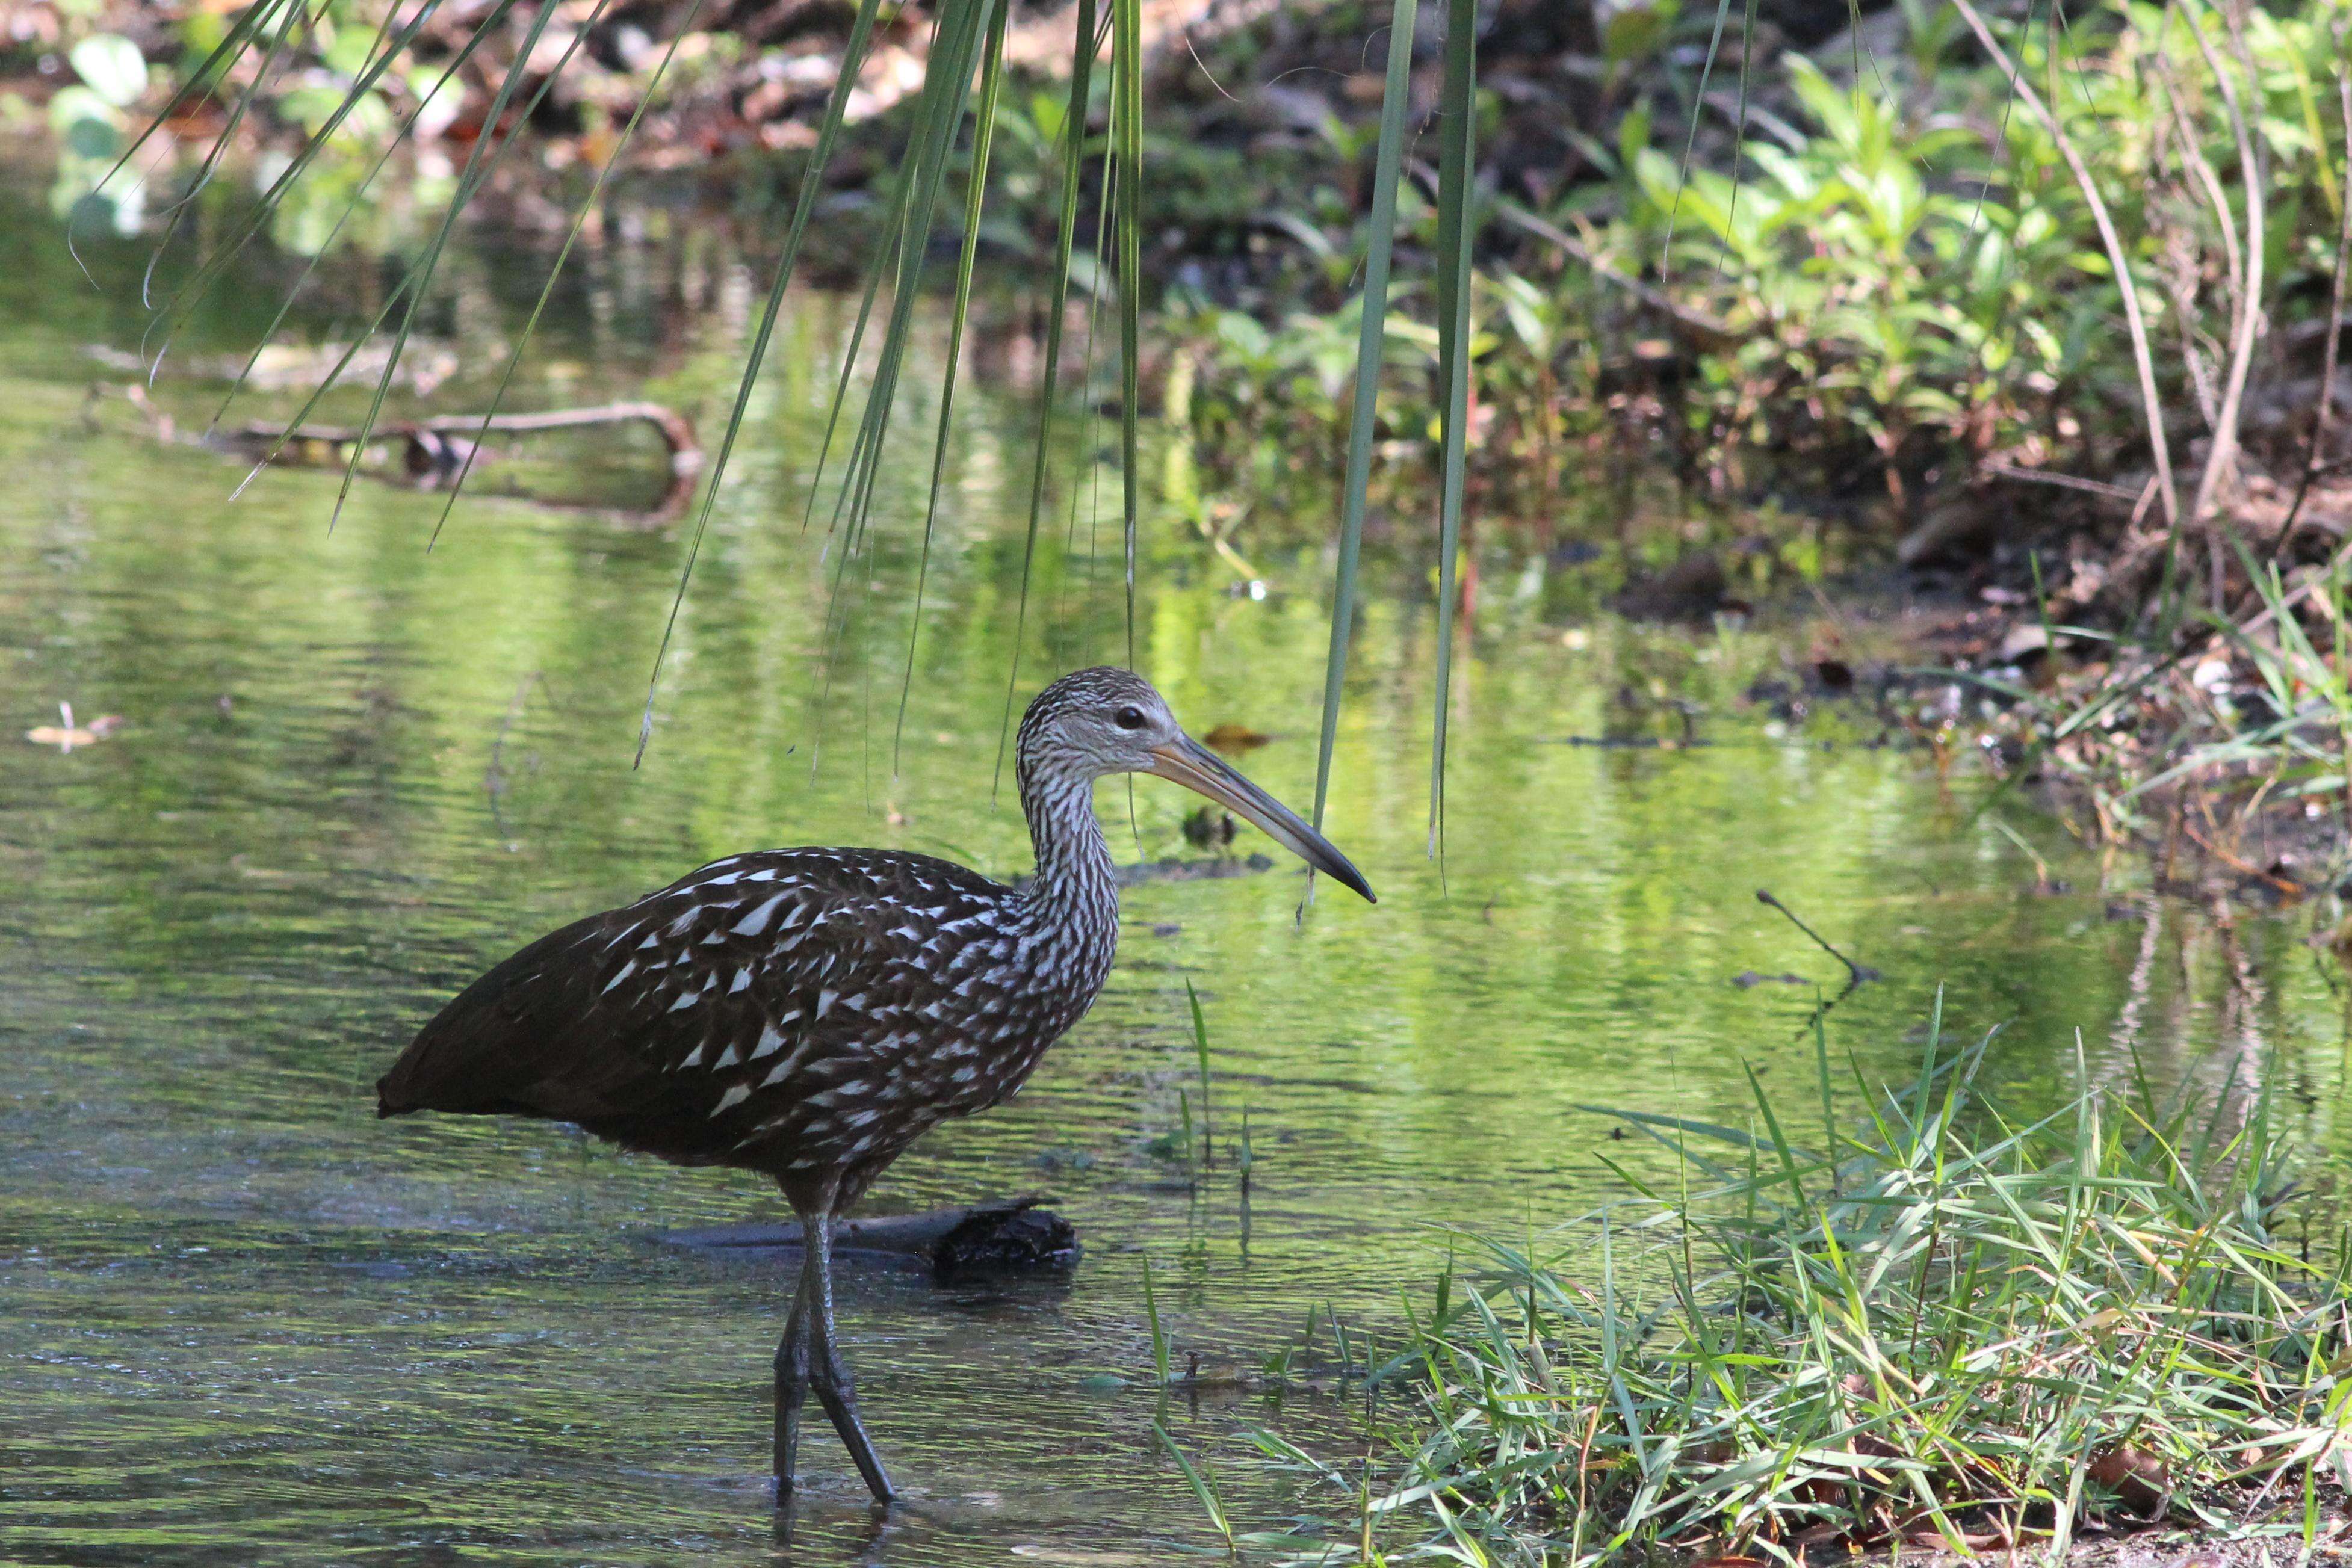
[{"left": 50, "top": 32, "right": 149, "bottom": 227}]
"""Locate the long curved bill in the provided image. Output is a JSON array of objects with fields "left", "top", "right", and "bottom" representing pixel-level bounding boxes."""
[{"left": 1147, "top": 736, "right": 1376, "bottom": 903}]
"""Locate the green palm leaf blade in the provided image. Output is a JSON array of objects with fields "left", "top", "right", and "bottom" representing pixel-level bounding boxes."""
[
  {"left": 143, "top": 0, "right": 463, "bottom": 377},
  {"left": 894, "top": 0, "right": 1013, "bottom": 768},
  {"left": 635, "top": 0, "right": 893, "bottom": 762},
  {"left": 94, "top": 0, "right": 298, "bottom": 214},
  {"left": 1429, "top": 0, "right": 1479, "bottom": 859},
  {"left": 321, "top": 0, "right": 584, "bottom": 535},
  {"left": 805, "top": 0, "right": 1001, "bottom": 749},
  {"left": 429, "top": 0, "right": 717, "bottom": 548},
  {"left": 220, "top": 4, "right": 592, "bottom": 497},
  {"left": 1313, "top": 0, "right": 1421, "bottom": 842},
  {"left": 204, "top": 25, "right": 477, "bottom": 440},
  {"left": 994, "top": 0, "right": 1102, "bottom": 792},
  {"left": 129, "top": 0, "right": 312, "bottom": 309},
  {"left": 1112, "top": 0, "right": 1144, "bottom": 668}
]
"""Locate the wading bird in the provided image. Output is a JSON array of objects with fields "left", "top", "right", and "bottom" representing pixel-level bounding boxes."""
[{"left": 376, "top": 667, "right": 1374, "bottom": 1502}]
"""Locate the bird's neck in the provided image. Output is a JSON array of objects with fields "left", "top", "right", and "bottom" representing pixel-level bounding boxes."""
[{"left": 1016, "top": 768, "right": 1117, "bottom": 932}]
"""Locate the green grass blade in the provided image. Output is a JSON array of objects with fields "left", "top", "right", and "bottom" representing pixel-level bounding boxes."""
[
  {"left": 320, "top": 0, "right": 577, "bottom": 534},
  {"left": 636, "top": 0, "right": 892, "bottom": 761},
  {"left": 1112, "top": 0, "right": 1144, "bottom": 668},
  {"left": 1312, "top": 0, "right": 1420, "bottom": 840},
  {"left": 1154, "top": 1422, "right": 1232, "bottom": 1541},
  {"left": 992, "top": 0, "right": 1101, "bottom": 792},
  {"left": 144, "top": 0, "right": 459, "bottom": 372},
  {"left": 1428, "top": 0, "right": 1478, "bottom": 859},
  {"left": 100, "top": 0, "right": 299, "bottom": 214},
  {"left": 429, "top": 0, "right": 713, "bottom": 548},
  {"left": 1186, "top": 977, "right": 1213, "bottom": 1170},
  {"left": 1143, "top": 1252, "right": 1171, "bottom": 1385},
  {"left": 894, "top": 0, "right": 1010, "bottom": 769}
]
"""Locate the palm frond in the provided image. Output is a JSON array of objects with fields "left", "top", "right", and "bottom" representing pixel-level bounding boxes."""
[
  {"left": 1429, "top": 0, "right": 1478, "bottom": 862},
  {"left": 993, "top": 0, "right": 1103, "bottom": 793},
  {"left": 894, "top": 0, "right": 1012, "bottom": 769},
  {"left": 1311, "top": 0, "right": 1421, "bottom": 848}
]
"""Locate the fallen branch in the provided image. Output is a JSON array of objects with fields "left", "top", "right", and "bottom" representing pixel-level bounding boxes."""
[
  {"left": 224, "top": 400, "right": 702, "bottom": 477},
  {"left": 111, "top": 385, "right": 704, "bottom": 524},
  {"left": 655, "top": 1199, "right": 1079, "bottom": 1281},
  {"left": 2178, "top": 815, "right": 2303, "bottom": 897}
]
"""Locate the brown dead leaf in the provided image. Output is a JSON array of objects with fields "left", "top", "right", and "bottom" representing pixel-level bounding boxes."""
[
  {"left": 25, "top": 703, "right": 123, "bottom": 753},
  {"left": 1201, "top": 723, "right": 1270, "bottom": 753},
  {"left": 2087, "top": 1443, "right": 2168, "bottom": 1511}
]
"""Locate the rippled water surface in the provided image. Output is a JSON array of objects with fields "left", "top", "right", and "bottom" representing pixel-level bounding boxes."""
[{"left": 4, "top": 189, "right": 2348, "bottom": 1565}]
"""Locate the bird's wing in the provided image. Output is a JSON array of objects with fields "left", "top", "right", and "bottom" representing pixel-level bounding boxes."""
[{"left": 376, "top": 849, "right": 1007, "bottom": 1162}]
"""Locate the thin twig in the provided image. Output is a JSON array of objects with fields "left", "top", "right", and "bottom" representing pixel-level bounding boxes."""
[
  {"left": 1756, "top": 889, "right": 1880, "bottom": 986},
  {"left": 2180, "top": 0, "right": 2264, "bottom": 538},
  {"left": 1980, "top": 461, "right": 2142, "bottom": 502}
]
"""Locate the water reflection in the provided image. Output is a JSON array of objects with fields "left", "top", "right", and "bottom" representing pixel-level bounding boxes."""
[{"left": 2, "top": 186, "right": 2347, "bottom": 1563}]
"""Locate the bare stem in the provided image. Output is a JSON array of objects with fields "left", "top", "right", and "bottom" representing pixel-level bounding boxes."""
[
  {"left": 2181, "top": 0, "right": 2265, "bottom": 536},
  {"left": 1949, "top": 0, "right": 2179, "bottom": 534}
]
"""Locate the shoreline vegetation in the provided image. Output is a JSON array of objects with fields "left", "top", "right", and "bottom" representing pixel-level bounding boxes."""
[{"left": 1192, "top": 1016, "right": 2352, "bottom": 1565}]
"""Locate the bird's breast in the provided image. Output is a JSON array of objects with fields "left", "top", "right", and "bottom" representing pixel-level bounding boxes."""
[{"left": 912, "top": 910, "right": 1119, "bottom": 1114}]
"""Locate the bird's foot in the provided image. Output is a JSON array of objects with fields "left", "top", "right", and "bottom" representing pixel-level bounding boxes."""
[{"left": 812, "top": 1356, "right": 897, "bottom": 1504}]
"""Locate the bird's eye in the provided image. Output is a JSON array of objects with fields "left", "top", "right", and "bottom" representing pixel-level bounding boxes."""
[{"left": 1114, "top": 706, "right": 1147, "bottom": 730}]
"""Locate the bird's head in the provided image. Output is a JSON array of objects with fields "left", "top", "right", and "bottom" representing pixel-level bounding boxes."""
[{"left": 1018, "top": 667, "right": 1375, "bottom": 903}]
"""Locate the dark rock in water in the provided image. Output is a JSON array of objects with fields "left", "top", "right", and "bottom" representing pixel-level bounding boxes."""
[
  {"left": 654, "top": 1198, "right": 1079, "bottom": 1281},
  {"left": 1180, "top": 805, "right": 1239, "bottom": 850},
  {"left": 930, "top": 1204, "right": 1080, "bottom": 1282},
  {"left": 1018, "top": 853, "right": 1273, "bottom": 890},
  {"left": 1615, "top": 550, "right": 1728, "bottom": 621},
  {"left": 1898, "top": 496, "right": 1999, "bottom": 569},
  {"left": 1115, "top": 852, "right": 1273, "bottom": 886}
]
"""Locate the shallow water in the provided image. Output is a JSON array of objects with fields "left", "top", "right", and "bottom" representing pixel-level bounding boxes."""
[{"left": 3, "top": 188, "right": 2348, "bottom": 1565}]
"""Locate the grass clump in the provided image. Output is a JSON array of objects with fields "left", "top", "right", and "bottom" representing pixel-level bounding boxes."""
[{"left": 1240, "top": 1022, "right": 2352, "bottom": 1565}]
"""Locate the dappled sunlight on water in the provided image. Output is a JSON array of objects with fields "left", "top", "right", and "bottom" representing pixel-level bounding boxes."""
[{"left": 4, "top": 189, "right": 2349, "bottom": 1563}]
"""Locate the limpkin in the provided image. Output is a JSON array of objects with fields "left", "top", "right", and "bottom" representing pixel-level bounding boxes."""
[{"left": 376, "top": 667, "right": 1374, "bottom": 1502}]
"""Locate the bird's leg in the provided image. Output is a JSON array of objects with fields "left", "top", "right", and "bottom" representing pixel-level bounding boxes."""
[
  {"left": 805, "top": 1212, "right": 899, "bottom": 1503},
  {"left": 772, "top": 1244, "right": 815, "bottom": 1497}
]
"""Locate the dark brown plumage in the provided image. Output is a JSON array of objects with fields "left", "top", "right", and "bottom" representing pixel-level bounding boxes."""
[{"left": 376, "top": 667, "right": 1373, "bottom": 1503}]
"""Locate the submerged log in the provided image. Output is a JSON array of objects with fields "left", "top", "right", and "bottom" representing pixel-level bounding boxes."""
[
  {"left": 105, "top": 381, "right": 702, "bottom": 525},
  {"left": 656, "top": 1198, "right": 1080, "bottom": 1282},
  {"left": 221, "top": 401, "right": 704, "bottom": 522}
]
